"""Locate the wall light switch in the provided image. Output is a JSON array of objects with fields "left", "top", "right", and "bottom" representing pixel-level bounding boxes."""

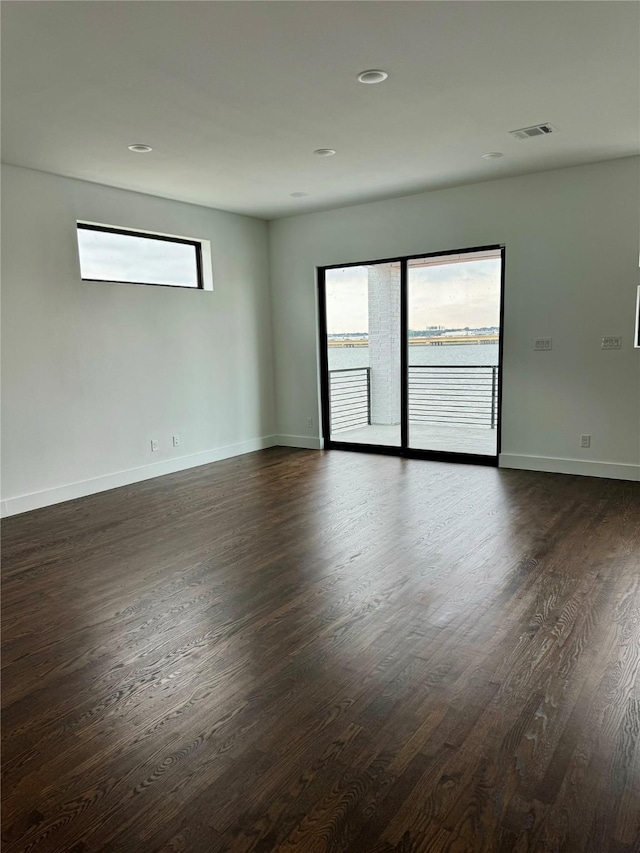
[
  {"left": 533, "top": 337, "right": 552, "bottom": 351},
  {"left": 601, "top": 336, "right": 621, "bottom": 350}
]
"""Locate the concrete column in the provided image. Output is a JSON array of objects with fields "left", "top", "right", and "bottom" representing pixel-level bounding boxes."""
[{"left": 368, "top": 263, "right": 401, "bottom": 425}]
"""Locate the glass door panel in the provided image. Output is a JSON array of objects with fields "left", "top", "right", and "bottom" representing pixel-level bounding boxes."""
[
  {"left": 324, "top": 262, "right": 401, "bottom": 447},
  {"left": 407, "top": 250, "right": 502, "bottom": 457}
]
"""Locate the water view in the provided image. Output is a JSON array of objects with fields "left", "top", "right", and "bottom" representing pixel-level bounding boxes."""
[{"left": 328, "top": 342, "right": 499, "bottom": 371}]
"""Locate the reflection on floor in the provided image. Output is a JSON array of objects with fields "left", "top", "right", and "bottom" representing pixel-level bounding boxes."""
[
  {"left": 332, "top": 421, "right": 497, "bottom": 455},
  {"left": 3, "top": 448, "right": 639, "bottom": 850}
]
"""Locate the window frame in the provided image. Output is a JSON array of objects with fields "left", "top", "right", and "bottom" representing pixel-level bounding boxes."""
[{"left": 76, "top": 221, "right": 205, "bottom": 290}]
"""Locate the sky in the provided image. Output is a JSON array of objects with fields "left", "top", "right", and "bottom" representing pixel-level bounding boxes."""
[
  {"left": 326, "top": 258, "right": 501, "bottom": 333},
  {"left": 77, "top": 228, "right": 199, "bottom": 287}
]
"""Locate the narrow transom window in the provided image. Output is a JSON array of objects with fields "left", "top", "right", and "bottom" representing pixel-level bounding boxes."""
[{"left": 76, "top": 222, "right": 205, "bottom": 289}]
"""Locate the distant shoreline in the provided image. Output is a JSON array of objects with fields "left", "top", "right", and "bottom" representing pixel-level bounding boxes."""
[{"left": 328, "top": 333, "right": 498, "bottom": 348}]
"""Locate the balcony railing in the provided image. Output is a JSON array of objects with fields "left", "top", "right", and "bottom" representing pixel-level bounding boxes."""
[
  {"left": 409, "top": 365, "right": 499, "bottom": 429},
  {"left": 329, "top": 367, "right": 371, "bottom": 433},
  {"left": 329, "top": 365, "right": 499, "bottom": 433}
]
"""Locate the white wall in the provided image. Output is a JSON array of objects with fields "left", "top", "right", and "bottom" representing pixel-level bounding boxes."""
[
  {"left": 269, "top": 157, "right": 640, "bottom": 480},
  {"left": 3, "top": 158, "right": 638, "bottom": 517},
  {"left": 1, "top": 165, "right": 276, "bottom": 514}
]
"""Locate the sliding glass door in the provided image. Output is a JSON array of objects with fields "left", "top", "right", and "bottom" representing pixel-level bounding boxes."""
[
  {"left": 319, "top": 245, "right": 504, "bottom": 464},
  {"left": 407, "top": 249, "right": 502, "bottom": 457},
  {"left": 322, "top": 261, "right": 401, "bottom": 448}
]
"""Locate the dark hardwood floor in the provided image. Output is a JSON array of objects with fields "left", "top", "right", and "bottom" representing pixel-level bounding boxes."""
[{"left": 2, "top": 447, "right": 640, "bottom": 852}]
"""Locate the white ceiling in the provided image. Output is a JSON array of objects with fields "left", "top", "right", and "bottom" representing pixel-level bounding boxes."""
[{"left": 2, "top": 1, "right": 639, "bottom": 220}]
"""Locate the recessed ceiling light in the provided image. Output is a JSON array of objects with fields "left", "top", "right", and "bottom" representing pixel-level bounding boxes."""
[
  {"left": 481, "top": 152, "right": 504, "bottom": 160},
  {"left": 128, "top": 144, "right": 153, "bottom": 153},
  {"left": 290, "top": 192, "right": 308, "bottom": 198},
  {"left": 358, "top": 69, "right": 389, "bottom": 84},
  {"left": 313, "top": 148, "right": 336, "bottom": 157}
]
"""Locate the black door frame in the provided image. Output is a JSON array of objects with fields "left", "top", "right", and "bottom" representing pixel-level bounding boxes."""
[{"left": 318, "top": 244, "right": 506, "bottom": 466}]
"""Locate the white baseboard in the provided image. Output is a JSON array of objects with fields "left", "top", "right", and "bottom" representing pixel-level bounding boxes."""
[
  {"left": 1, "top": 435, "right": 279, "bottom": 518},
  {"left": 499, "top": 453, "right": 640, "bottom": 482},
  {"left": 276, "top": 434, "right": 324, "bottom": 450},
  {"left": 9, "top": 443, "right": 630, "bottom": 518}
]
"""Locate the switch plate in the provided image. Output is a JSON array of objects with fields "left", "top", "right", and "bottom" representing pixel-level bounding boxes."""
[
  {"left": 601, "top": 336, "right": 621, "bottom": 350},
  {"left": 151, "top": 439, "right": 159, "bottom": 452},
  {"left": 533, "top": 337, "right": 552, "bottom": 351},
  {"left": 580, "top": 434, "right": 591, "bottom": 448}
]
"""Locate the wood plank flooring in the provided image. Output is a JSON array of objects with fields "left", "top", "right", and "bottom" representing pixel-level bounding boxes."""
[{"left": 2, "top": 447, "right": 640, "bottom": 852}]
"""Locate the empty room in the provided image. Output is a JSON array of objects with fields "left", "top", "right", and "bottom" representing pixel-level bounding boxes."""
[{"left": 2, "top": 2, "right": 640, "bottom": 851}]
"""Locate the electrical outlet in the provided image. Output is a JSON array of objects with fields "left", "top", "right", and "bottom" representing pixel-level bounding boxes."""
[
  {"left": 533, "top": 337, "right": 552, "bottom": 351},
  {"left": 601, "top": 336, "right": 621, "bottom": 350},
  {"left": 151, "top": 439, "right": 159, "bottom": 452},
  {"left": 172, "top": 434, "right": 180, "bottom": 447},
  {"left": 580, "top": 434, "right": 591, "bottom": 448},
  {"left": 306, "top": 417, "right": 313, "bottom": 429}
]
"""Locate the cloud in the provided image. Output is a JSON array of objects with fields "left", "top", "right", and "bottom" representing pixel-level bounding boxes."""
[
  {"left": 409, "top": 259, "right": 501, "bottom": 328},
  {"left": 325, "top": 259, "right": 500, "bottom": 333},
  {"left": 78, "top": 229, "right": 199, "bottom": 287}
]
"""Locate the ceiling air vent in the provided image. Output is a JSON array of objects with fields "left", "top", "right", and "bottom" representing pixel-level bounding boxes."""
[{"left": 509, "top": 123, "right": 557, "bottom": 140}]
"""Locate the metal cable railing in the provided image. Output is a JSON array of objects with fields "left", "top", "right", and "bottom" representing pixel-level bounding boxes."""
[
  {"left": 408, "top": 365, "right": 499, "bottom": 428},
  {"left": 329, "top": 367, "right": 371, "bottom": 433},
  {"left": 328, "top": 365, "right": 499, "bottom": 434}
]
